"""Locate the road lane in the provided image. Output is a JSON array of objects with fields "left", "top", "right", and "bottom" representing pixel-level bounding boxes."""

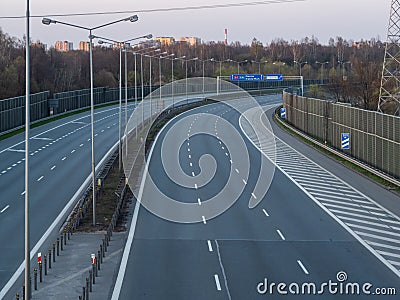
[
  {"left": 0, "top": 104, "right": 135, "bottom": 294},
  {"left": 114, "top": 96, "right": 400, "bottom": 299}
]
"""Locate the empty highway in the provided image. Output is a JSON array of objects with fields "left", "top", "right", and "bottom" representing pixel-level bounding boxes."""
[{"left": 112, "top": 95, "right": 400, "bottom": 299}]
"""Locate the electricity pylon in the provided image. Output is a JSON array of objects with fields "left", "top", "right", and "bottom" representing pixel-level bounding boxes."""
[{"left": 379, "top": 0, "right": 400, "bottom": 115}]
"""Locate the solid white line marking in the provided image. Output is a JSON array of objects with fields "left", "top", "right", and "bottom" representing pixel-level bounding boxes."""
[
  {"left": 202, "top": 216, "right": 207, "bottom": 224},
  {"left": 207, "top": 240, "right": 213, "bottom": 252},
  {"left": 62, "top": 157, "right": 66, "bottom": 161},
  {"left": 276, "top": 229, "right": 286, "bottom": 240},
  {"left": 214, "top": 274, "right": 222, "bottom": 291},
  {"left": 198, "top": 198, "right": 202, "bottom": 205},
  {"left": 1, "top": 205, "right": 10, "bottom": 213},
  {"left": 262, "top": 209, "right": 269, "bottom": 217},
  {"left": 195, "top": 184, "right": 198, "bottom": 189},
  {"left": 51, "top": 166, "right": 56, "bottom": 171},
  {"left": 297, "top": 260, "right": 309, "bottom": 275},
  {"left": 229, "top": 160, "right": 233, "bottom": 164},
  {"left": 37, "top": 176, "right": 44, "bottom": 182}
]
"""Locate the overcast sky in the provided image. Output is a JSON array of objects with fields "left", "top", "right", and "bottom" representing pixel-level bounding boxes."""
[{"left": 0, "top": 0, "right": 392, "bottom": 48}]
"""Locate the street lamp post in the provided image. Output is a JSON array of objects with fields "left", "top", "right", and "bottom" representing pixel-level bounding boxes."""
[
  {"left": 316, "top": 61, "right": 329, "bottom": 84},
  {"left": 228, "top": 59, "right": 248, "bottom": 74},
  {"left": 201, "top": 58, "right": 213, "bottom": 95},
  {"left": 184, "top": 57, "right": 198, "bottom": 103},
  {"left": 159, "top": 54, "right": 174, "bottom": 104},
  {"left": 294, "top": 60, "right": 308, "bottom": 96},
  {"left": 42, "top": 15, "right": 139, "bottom": 226},
  {"left": 127, "top": 46, "right": 157, "bottom": 134},
  {"left": 251, "top": 60, "right": 268, "bottom": 92},
  {"left": 25, "top": 1, "right": 31, "bottom": 298},
  {"left": 97, "top": 34, "right": 152, "bottom": 171},
  {"left": 338, "top": 60, "right": 351, "bottom": 80},
  {"left": 174, "top": 56, "right": 186, "bottom": 104}
]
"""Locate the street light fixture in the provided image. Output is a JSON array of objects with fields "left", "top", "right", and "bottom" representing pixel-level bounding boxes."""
[
  {"left": 159, "top": 53, "right": 175, "bottom": 104},
  {"left": 42, "top": 15, "right": 139, "bottom": 227}
]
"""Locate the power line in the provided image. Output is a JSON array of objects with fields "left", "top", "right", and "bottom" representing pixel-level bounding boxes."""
[{"left": 0, "top": 0, "right": 305, "bottom": 19}]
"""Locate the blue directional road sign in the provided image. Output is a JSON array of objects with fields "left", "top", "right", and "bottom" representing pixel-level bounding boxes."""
[
  {"left": 280, "top": 107, "right": 286, "bottom": 119},
  {"left": 265, "top": 74, "right": 283, "bottom": 81},
  {"left": 230, "top": 74, "right": 264, "bottom": 81},
  {"left": 341, "top": 133, "right": 350, "bottom": 150}
]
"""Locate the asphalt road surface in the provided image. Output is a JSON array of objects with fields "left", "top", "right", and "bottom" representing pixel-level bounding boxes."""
[
  {"left": 113, "top": 95, "right": 400, "bottom": 299},
  {"left": 0, "top": 103, "right": 135, "bottom": 296}
]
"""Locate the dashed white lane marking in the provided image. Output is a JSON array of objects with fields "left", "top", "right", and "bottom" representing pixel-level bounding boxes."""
[
  {"left": 37, "top": 176, "right": 44, "bottom": 182},
  {"left": 190, "top": 163, "right": 193, "bottom": 167},
  {"left": 229, "top": 160, "right": 233, "bottom": 164},
  {"left": 12, "top": 164, "right": 17, "bottom": 167},
  {"left": 87, "top": 139, "right": 90, "bottom": 142},
  {"left": 195, "top": 184, "right": 198, "bottom": 189},
  {"left": 21, "top": 191, "right": 26, "bottom": 196},
  {"left": 192, "top": 172, "right": 195, "bottom": 177},
  {"left": 214, "top": 274, "right": 222, "bottom": 291},
  {"left": 235, "top": 169, "right": 239, "bottom": 174},
  {"left": 297, "top": 260, "right": 310, "bottom": 275},
  {"left": 242, "top": 179, "right": 247, "bottom": 185},
  {"left": 262, "top": 209, "right": 269, "bottom": 217},
  {"left": 202, "top": 216, "right": 207, "bottom": 224},
  {"left": 51, "top": 166, "right": 56, "bottom": 171},
  {"left": 80, "top": 144, "right": 84, "bottom": 147},
  {"left": 252, "top": 193, "right": 257, "bottom": 199},
  {"left": 61, "top": 157, "right": 66, "bottom": 161},
  {"left": 1, "top": 205, "right": 10, "bottom": 213},
  {"left": 101, "top": 129, "right": 105, "bottom": 133},
  {"left": 276, "top": 229, "right": 286, "bottom": 241},
  {"left": 7, "top": 167, "right": 11, "bottom": 170},
  {"left": 71, "top": 150, "right": 76, "bottom": 154},
  {"left": 225, "top": 152, "right": 229, "bottom": 156},
  {"left": 207, "top": 240, "right": 213, "bottom": 252},
  {"left": 188, "top": 148, "right": 191, "bottom": 152},
  {"left": 95, "top": 134, "right": 98, "bottom": 137},
  {"left": 188, "top": 155, "right": 191, "bottom": 159},
  {"left": 198, "top": 198, "right": 202, "bottom": 205}
]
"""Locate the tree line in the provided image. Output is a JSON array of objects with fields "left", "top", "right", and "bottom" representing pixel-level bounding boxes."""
[{"left": 0, "top": 27, "right": 388, "bottom": 112}]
